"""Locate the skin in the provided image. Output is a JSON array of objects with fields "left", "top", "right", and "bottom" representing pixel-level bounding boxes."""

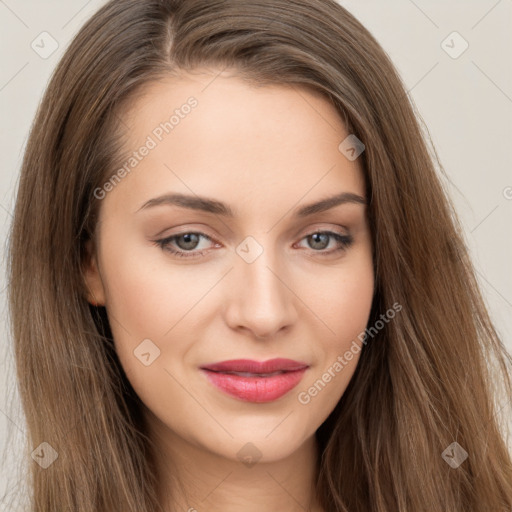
[{"left": 83, "top": 68, "right": 375, "bottom": 512}]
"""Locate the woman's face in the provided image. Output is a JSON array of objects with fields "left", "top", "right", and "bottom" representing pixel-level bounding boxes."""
[{"left": 84, "top": 68, "right": 374, "bottom": 464}]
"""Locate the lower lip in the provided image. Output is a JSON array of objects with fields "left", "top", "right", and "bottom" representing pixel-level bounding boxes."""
[{"left": 201, "top": 368, "right": 308, "bottom": 403}]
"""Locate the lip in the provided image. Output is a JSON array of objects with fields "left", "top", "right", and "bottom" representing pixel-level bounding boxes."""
[
  {"left": 200, "top": 358, "right": 309, "bottom": 403},
  {"left": 201, "top": 358, "right": 309, "bottom": 373}
]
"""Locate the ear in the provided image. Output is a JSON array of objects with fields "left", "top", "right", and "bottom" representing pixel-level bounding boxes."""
[{"left": 82, "top": 238, "right": 106, "bottom": 306}]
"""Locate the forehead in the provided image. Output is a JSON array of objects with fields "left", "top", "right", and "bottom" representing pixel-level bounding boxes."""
[{"left": 105, "top": 69, "right": 366, "bottom": 218}]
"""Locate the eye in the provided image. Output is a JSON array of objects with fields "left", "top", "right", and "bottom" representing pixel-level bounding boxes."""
[
  {"left": 152, "top": 230, "right": 353, "bottom": 259},
  {"left": 153, "top": 232, "right": 216, "bottom": 259},
  {"left": 295, "top": 230, "right": 353, "bottom": 256}
]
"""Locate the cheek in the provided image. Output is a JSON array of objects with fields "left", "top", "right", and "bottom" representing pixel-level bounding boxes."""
[
  {"left": 98, "top": 235, "right": 231, "bottom": 399},
  {"left": 100, "top": 252, "right": 198, "bottom": 409},
  {"left": 100, "top": 234, "right": 213, "bottom": 340},
  {"left": 297, "top": 254, "right": 374, "bottom": 410},
  {"left": 102, "top": 257, "right": 167, "bottom": 342},
  {"left": 308, "top": 248, "right": 374, "bottom": 346}
]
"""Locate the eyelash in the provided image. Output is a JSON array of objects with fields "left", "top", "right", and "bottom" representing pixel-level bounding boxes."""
[{"left": 152, "top": 230, "right": 353, "bottom": 259}]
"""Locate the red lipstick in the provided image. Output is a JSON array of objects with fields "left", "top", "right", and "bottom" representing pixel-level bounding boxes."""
[{"left": 200, "top": 358, "right": 309, "bottom": 403}]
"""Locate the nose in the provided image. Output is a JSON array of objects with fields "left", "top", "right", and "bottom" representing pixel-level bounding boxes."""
[{"left": 223, "top": 244, "right": 298, "bottom": 340}]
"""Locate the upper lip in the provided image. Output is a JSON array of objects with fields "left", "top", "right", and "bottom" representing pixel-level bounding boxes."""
[{"left": 200, "top": 358, "right": 309, "bottom": 374}]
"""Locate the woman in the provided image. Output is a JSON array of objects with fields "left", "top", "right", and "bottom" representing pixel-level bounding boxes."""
[{"left": 7, "top": 0, "right": 512, "bottom": 510}]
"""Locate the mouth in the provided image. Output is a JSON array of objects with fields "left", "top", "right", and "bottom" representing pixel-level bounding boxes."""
[
  {"left": 210, "top": 370, "right": 289, "bottom": 377},
  {"left": 200, "top": 358, "right": 309, "bottom": 403}
]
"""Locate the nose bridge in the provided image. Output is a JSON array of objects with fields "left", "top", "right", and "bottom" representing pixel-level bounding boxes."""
[{"left": 225, "top": 234, "right": 297, "bottom": 338}]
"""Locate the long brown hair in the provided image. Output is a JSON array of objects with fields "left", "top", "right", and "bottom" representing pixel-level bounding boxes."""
[{"left": 7, "top": 0, "right": 512, "bottom": 510}]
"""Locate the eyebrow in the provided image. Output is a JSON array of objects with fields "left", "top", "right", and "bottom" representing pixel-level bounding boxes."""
[{"left": 136, "top": 191, "right": 367, "bottom": 217}]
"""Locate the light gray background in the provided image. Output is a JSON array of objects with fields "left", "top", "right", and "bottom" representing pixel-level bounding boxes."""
[{"left": 1, "top": 0, "right": 511, "bottom": 509}]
